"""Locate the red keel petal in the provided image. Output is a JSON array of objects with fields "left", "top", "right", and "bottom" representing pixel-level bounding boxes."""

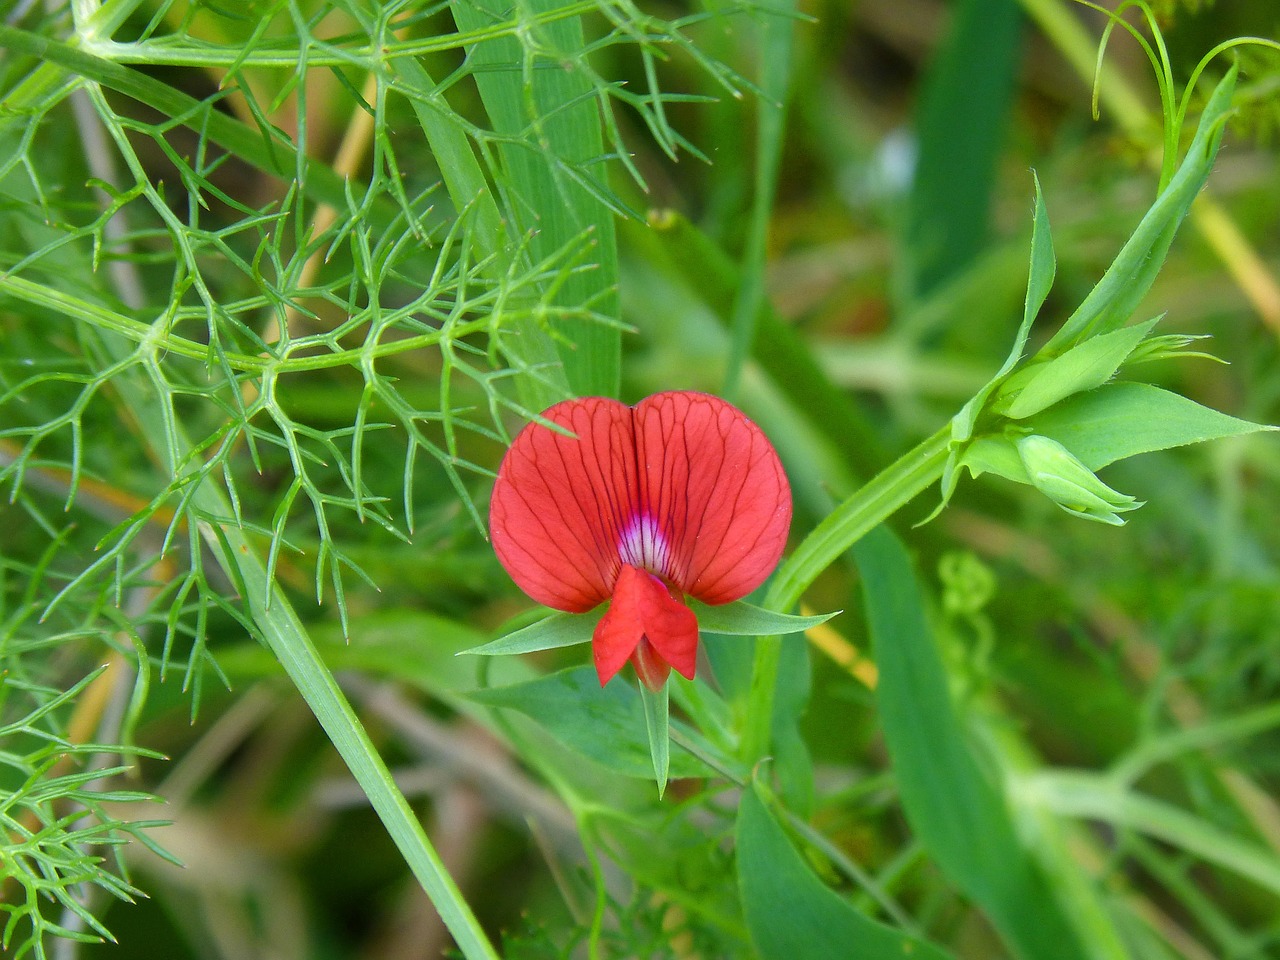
[
  {"left": 634, "top": 392, "right": 791, "bottom": 604},
  {"left": 592, "top": 565, "right": 699, "bottom": 686},
  {"left": 490, "top": 397, "right": 639, "bottom": 612}
]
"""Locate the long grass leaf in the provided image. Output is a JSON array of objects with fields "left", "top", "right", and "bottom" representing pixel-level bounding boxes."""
[
  {"left": 853, "top": 525, "right": 1091, "bottom": 960},
  {"left": 451, "top": 0, "right": 620, "bottom": 398},
  {"left": 723, "top": 0, "right": 796, "bottom": 395}
]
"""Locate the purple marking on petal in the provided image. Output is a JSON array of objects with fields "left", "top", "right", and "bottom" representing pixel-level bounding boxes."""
[{"left": 618, "top": 512, "right": 678, "bottom": 583}]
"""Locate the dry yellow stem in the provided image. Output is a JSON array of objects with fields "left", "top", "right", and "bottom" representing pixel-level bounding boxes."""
[{"left": 803, "top": 607, "right": 879, "bottom": 689}]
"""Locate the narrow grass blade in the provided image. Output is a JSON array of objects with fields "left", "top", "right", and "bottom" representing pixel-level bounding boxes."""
[
  {"left": 853, "top": 525, "right": 1090, "bottom": 960},
  {"left": 451, "top": 0, "right": 620, "bottom": 398},
  {"left": 904, "top": 0, "right": 1022, "bottom": 300},
  {"left": 202, "top": 521, "right": 501, "bottom": 960},
  {"left": 1031, "top": 770, "right": 1280, "bottom": 897}
]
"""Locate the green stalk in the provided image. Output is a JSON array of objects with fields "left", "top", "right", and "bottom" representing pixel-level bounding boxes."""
[
  {"left": 1014, "top": 0, "right": 1147, "bottom": 132},
  {"left": 723, "top": 0, "right": 795, "bottom": 397},
  {"left": 0, "top": 26, "right": 347, "bottom": 208},
  {"left": 1030, "top": 771, "right": 1280, "bottom": 897},
  {"left": 96, "top": 343, "right": 502, "bottom": 959},
  {"left": 200, "top": 516, "right": 501, "bottom": 960},
  {"left": 741, "top": 426, "right": 951, "bottom": 763},
  {"left": 4, "top": 21, "right": 509, "bottom": 950}
]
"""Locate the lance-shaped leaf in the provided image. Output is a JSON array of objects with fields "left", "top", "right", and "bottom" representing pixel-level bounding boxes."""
[
  {"left": 994, "top": 317, "right": 1159, "bottom": 420},
  {"left": 459, "top": 602, "right": 835, "bottom": 658},
  {"left": 460, "top": 609, "right": 603, "bottom": 657},
  {"left": 854, "top": 526, "right": 1088, "bottom": 959},
  {"left": 737, "top": 780, "right": 954, "bottom": 960},
  {"left": 639, "top": 681, "right": 671, "bottom": 795},
  {"left": 467, "top": 667, "right": 717, "bottom": 780},
  {"left": 690, "top": 600, "right": 838, "bottom": 636},
  {"left": 1042, "top": 66, "right": 1236, "bottom": 352},
  {"left": 951, "top": 171, "right": 1057, "bottom": 447},
  {"left": 1030, "top": 382, "right": 1276, "bottom": 470}
]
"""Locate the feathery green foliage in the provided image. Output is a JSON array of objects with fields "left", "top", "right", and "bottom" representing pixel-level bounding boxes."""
[{"left": 1, "top": 0, "right": 1279, "bottom": 958}]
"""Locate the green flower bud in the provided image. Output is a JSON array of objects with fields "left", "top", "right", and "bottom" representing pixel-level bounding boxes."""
[
  {"left": 1124, "top": 332, "right": 1222, "bottom": 366},
  {"left": 1016, "top": 435, "right": 1143, "bottom": 526}
]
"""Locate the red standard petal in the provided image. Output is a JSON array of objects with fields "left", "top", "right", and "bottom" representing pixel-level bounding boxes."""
[
  {"left": 592, "top": 565, "right": 699, "bottom": 686},
  {"left": 490, "top": 397, "right": 639, "bottom": 612},
  {"left": 634, "top": 392, "right": 791, "bottom": 604}
]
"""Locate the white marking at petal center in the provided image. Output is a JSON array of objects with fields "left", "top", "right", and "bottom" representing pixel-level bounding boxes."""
[{"left": 618, "top": 513, "right": 672, "bottom": 579}]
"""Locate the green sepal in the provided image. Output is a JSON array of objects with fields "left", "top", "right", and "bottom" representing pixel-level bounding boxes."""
[
  {"left": 639, "top": 680, "right": 671, "bottom": 796},
  {"left": 951, "top": 171, "right": 1056, "bottom": 446},
  {"left": 1124, "top": 331, "right": 1223, "bottom": 366},
  {"left": 690, "top": 600, "right": 839, "bottom": 636},
  {"left": 994, "top": 317, "right": 1159, "bottom": 419},
  {"left": 458, "top": 608, "right": 603, "bottom": 657},
  {"left": 460, "top": 599, "right": 836, "bottom": 658}
]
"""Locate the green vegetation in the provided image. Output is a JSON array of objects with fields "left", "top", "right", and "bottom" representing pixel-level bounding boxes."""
[{"left": 2, "top": 1, "right": 1279, "bottom": 957}]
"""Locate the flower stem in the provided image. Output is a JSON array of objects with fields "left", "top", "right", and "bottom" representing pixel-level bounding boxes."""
[{"left": 740, "top": 425, "right": 951, "bottom": 764}]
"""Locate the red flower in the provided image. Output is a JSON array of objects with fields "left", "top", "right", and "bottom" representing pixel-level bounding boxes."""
[{"left": 490, "top": 391, "right": 792, "bottom": 689}]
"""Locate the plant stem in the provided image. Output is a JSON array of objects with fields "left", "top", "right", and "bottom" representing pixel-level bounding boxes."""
[
  {"left": 71, "top": 288, "right": 502, "bottom": 960},
  {"left": 1027, "top": 770, "right": 1280, "bottom": 898},
  {"left": 741, "top": 425, "right": 951, "bottom": 764},
  {"left": 723, "top": 0, "right": 795, "bottom": 398},
  {"left": 1017, "top": 0, "right": 1280, "bottom": 334}
]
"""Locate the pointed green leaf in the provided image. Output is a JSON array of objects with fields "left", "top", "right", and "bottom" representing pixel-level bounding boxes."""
[
  {"left": 1021, "top": 171, "right": 1059, "bottom": 353},
  {"left": 736, "top": 782, "right": 953, "bottom": 960},
  {"left": 1030, "top": 382, "right": 1276, "bottom": 471},
  {"left": 952, "top": 172, "right": 1056, "bottom": 444},
  {"left": 467, "top": 667, "right": 711, "bottom": 779},
  {"left": 460, "top": 601, "right": 836, "bottom": 660},
  {"left": 691, "top": 600, "right": 839, "bottom": 636},
  {"left": 459, "top": 609, "right": 602, "bottom": 657},
  {"left": 1043, "top": 67, "right": 1237, "bottom": 352},
  {"left": 853, "top": 526, "right": 1087, "bottom": 959},
  {"left": 958, "top": 434, "right": 1027, "bottom": 484},
  {"left": 640, "top": 682, "right": 671, "bottom": 796},
  {"left": 998, "top": 318, "right": 1158, "bottom": 419}
]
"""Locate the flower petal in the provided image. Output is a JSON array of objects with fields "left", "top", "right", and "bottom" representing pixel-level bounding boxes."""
[
  {"left": 592, "top": 565, "right": 699, "bottom": 686},
  {"left": 634, "top": 392, "right": 791, "bottom": 604},
  {"left": 490, "top": 397, "right": 638, "bottom": 612}
]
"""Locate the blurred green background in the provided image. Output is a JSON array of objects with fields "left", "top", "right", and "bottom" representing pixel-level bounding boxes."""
[{"left": 2, "top": 0, "right": 1279, "bottom": 957}]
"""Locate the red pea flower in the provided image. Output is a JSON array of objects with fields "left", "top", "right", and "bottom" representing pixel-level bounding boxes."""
[{"left": 490, "top": 391, "right": 791, "bottom": 690}]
